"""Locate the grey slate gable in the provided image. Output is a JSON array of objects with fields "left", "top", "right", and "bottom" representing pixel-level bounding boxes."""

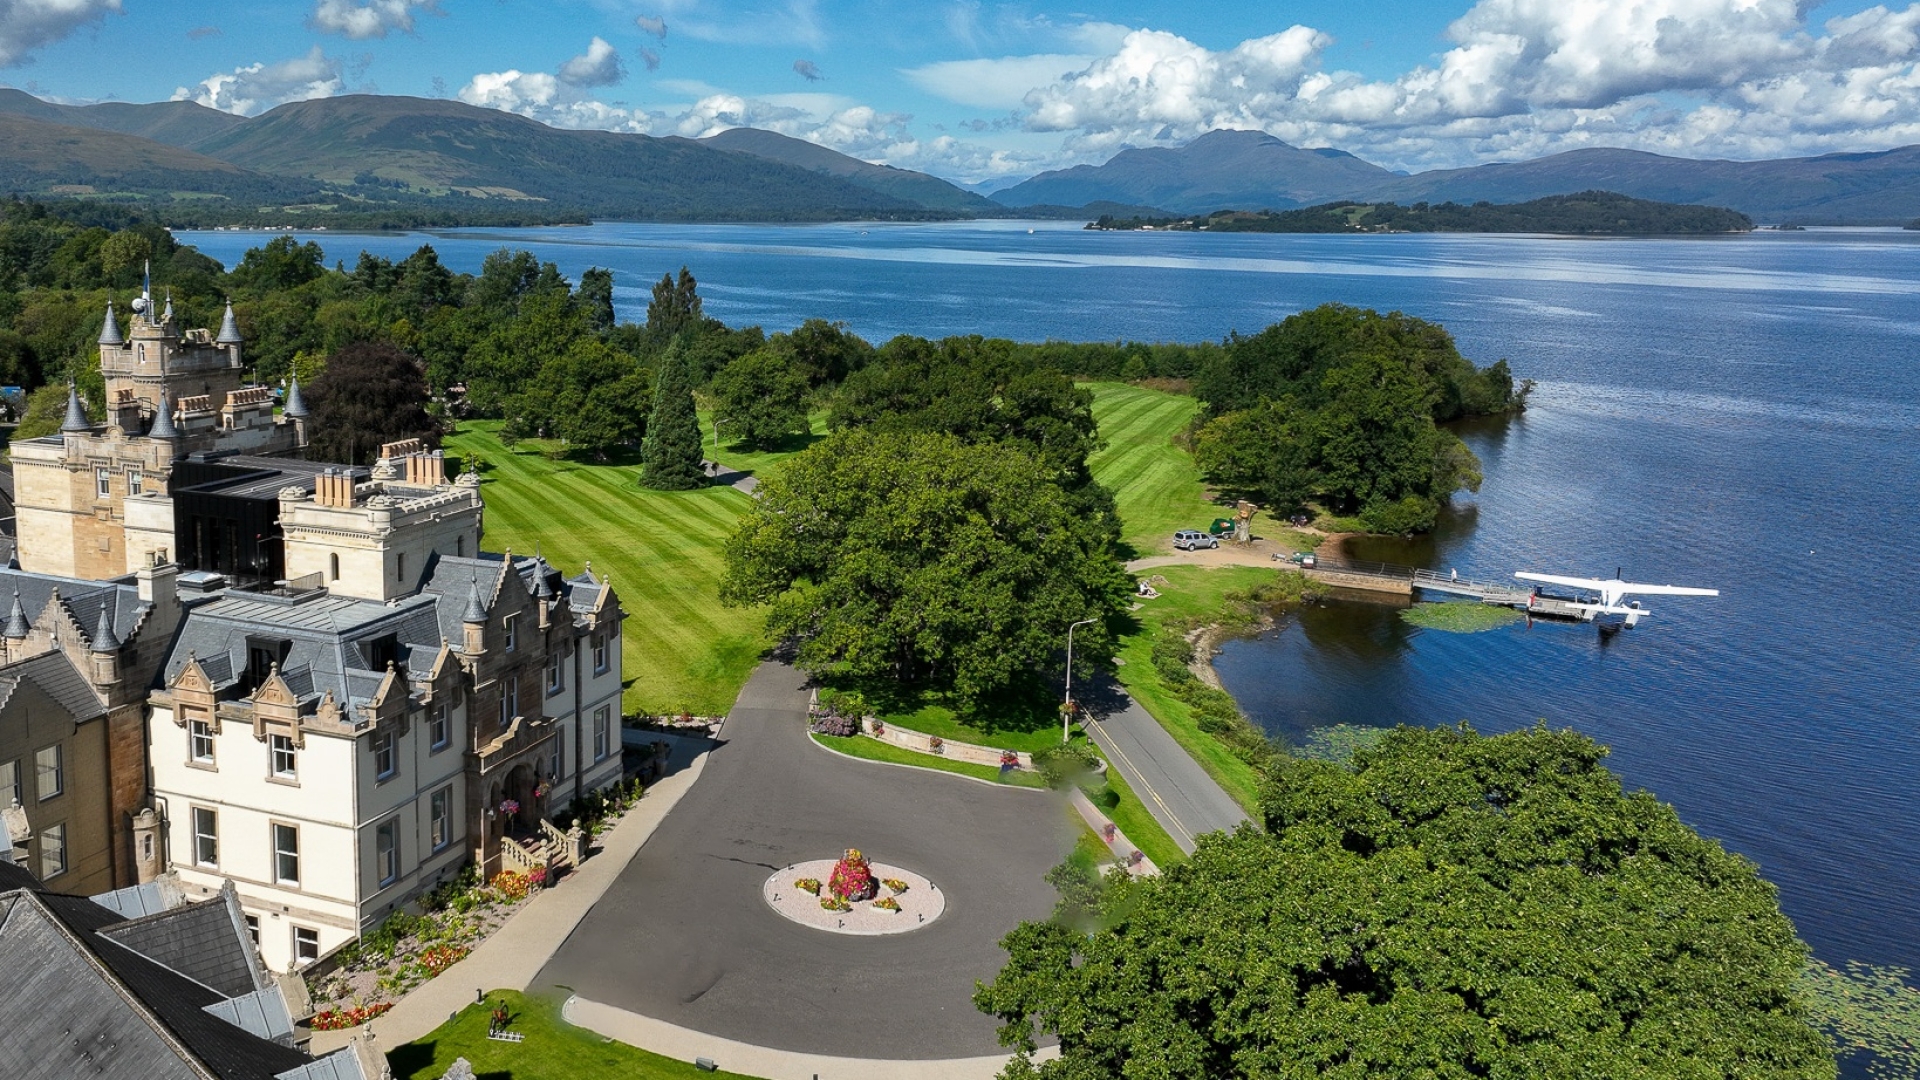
[
  {"left": 0, "top": 566, "right": 146, "bottom": 643},
  {"left": 0, "top": 650, "right": 106, "bottom": 720},
  {"left": 163, "top": 591, "right": 445, "bottom": 711},
  {"left": 99, "top": 886, "right": 268, "bottom": 1000}
]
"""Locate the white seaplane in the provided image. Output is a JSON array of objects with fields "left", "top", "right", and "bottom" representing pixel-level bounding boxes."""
[{"left": 1513, "top": 569, "right": 1718, "bottom": 630}]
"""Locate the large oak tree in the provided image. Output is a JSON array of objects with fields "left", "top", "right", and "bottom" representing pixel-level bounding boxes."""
[
  {"left": 977, "top": 724, "right": 1834, "bottom": 1079},
  {"left": 720, "top": 428, "right": 1132, "bottom": 704}
]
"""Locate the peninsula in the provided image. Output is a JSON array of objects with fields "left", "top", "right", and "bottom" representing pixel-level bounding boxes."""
[{"left": 1089, "top": 190, "right": 1756, "bottom": 235}]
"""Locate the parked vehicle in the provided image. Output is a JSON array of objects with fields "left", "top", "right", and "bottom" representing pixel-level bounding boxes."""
[{"left": 1173, "top": 530, "right": 1219, "bottom": 551}]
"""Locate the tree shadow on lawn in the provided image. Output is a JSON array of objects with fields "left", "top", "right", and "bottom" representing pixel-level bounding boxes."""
[
  {"left": 721, "top": 428, "right": 824, "bottom": 458},
  {"left": 823, "top": 673, "right": 1062, "bottom": 740}
]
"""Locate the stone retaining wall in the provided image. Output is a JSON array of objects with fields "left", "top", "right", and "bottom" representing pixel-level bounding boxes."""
[{"left": 855, "top": 717, "right": 1035, "bottom": 771}]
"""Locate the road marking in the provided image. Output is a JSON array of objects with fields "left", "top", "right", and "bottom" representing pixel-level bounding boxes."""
[{"left": 1084, "top": 717, "right": 1196, "bottom": 850}]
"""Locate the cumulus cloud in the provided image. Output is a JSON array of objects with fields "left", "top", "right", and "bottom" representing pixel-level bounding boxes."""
[
  {"left": 460, "top": 68, "right": 651, "bottom": 132},
  {"left": 635, "top": 14, "right": 667, "bottom": 40},
  {"left": 1007, "top": 2, "right": 1920, "bottom": 170},
  {"left": 171, "top": 45, "right": 344, "bottom": 115},
  {"left": 0, "top": 0, "right": 122, "bottom": 67},
  {"left": 559, "top": 36, "right": 623, "bottom": 87},
  {"left": 793, "top": 59, "right": 823, "bottom": 81},
  {"left": 309, "top": 0, "right": 435, "bottom": 40}
]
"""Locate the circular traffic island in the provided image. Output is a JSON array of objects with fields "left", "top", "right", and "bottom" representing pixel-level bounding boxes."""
[{"left": 764, "top": 849, "right": 946, "bottom": 936}]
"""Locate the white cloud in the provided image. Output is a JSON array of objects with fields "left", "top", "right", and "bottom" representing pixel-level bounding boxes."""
[
  {"left": 635, "top": 14, "right": 667, "bottom": 40},
  {"left": 309, "top": 0, "right": 434, "bottom": 40},
  {"left": 559, "top": 36, "right": 624, "bottom": 88},
  {"left": 903, "top": 54, "right": 1094, "bottom": 110},
  {"left": 1005, "top": 3, "right": 1920, "bottom": 170},
  {"left": 0, "top": 0, "right": 122, "bottom": 67},
  {"left": 459, "top": 68, "right": 652, "bottom": 133},
  {"left": 171, "top": 46, "right": 344, "bottom": 116}
]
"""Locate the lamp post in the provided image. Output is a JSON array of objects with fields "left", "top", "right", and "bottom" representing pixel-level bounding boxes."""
[{"left": 1064, "top": 617, "right": 1098, "bottom": 744}]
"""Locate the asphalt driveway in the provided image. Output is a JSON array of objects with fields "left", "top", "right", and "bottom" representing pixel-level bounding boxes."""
[{"left": 534, "top": 661, "right": 1073, "bottom": 1059}]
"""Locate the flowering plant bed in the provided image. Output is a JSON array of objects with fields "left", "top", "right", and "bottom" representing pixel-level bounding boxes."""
[
  {"left": 491, "top": 870, "right": 535, "bottom": 902},
  {"left": 417, "top": 944, "right": 469, "bottom": 976},
  {"left": 819, "top": 895, "right": 851, "bottom": 912},
  {"left": 872, "top": 896, "right": 901, "bottom": 912},
  {"left": 794, "top": 877, "right": 822, "bottom": 894},
  {"left": 766, "top": 859, "right": 945, "bottom": 936},
  {"left": 882, "top": 878, "right": 909, "bottom": 895},
  {"left": 313, "top": 1001, "right": 392, "bottom": 1030}
]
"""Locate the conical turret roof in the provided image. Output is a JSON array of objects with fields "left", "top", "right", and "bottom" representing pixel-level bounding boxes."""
[
  {"left": 284, "top": 376, "right": 308, "bottom": 418},
  {"left": 463, "top": 574, "right": 489, "bottom": 624},
  {"left": 90, "top": 602, "right": 119, "bottom": 653},
  {"left": 148, "top": 390, "right": 179, "bottom": 441},
  {"left": 99, "top": 300, "right": 123, "bottom": 346},
  {"left": 217, "top": 299, "right": 242, "bottom": 344},
  {"left": 161, "top": 291, "right": 174, "bottom": 323},
  {"left": 4, "top": 592, "right": 29, "bottom": 640},
  {"left": 60, "top": 384, "right": 89, "bottom": 433}
]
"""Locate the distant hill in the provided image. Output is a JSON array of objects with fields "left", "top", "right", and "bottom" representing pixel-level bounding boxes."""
[
  {"left": 995, "top": 131, "right": 1920, "bottom": 223},
  {"left": 0, "top": 87, "right": 244, "bottom": 148},
  {"left": 1094, "top": 192, "right": 1755, "bottom": 235},
  {"left": 699, "top": 127, "right": 1000, "bottom": 214},
  {"left": 994, "top": 129, "right": 1395, "bottom": 213},
  {"left": 0, "top": 112, "right": 324, "bottom": 205},
  {"left": 1365, "top": 146, "right": 1920, "bottom": 224}
]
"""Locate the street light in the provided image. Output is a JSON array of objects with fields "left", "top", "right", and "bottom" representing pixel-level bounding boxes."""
[{"left": 1063, "top": 617, "right": 1098, "bottom": 744}]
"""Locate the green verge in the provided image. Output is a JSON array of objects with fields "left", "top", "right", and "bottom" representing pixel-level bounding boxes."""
[
  {"left": 387, "top": 990, "right": 764, "bottom": 1080},
  {"left": 445, "top": 422, "right": 781, "bottom": 716},
  {"left": 807, "top": 731, "right": 1050, "bottom": 789},
  {"left": 1086, "top": 382, "right": 1213, "bottom": 556},
  {"left": 1110, "top": 565, "right": 1288, "bottom": 813},
  {"left": 1092, "top": 762, "right": 1189, "bottom": 868},
  {"left": 695, "top": 406, "right": 830, "bottom": 477},
  {"left": 1400, "top": 601, "right": 1524, "bottom": 633}
]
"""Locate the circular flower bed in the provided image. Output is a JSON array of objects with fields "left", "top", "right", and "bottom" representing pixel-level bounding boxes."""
[{"left": 763, "top": 858, "right": 945, "bottom": 936}]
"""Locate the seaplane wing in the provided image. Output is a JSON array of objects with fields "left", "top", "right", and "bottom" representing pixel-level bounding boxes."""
[{"left": 1516, "top": 572, "right": 1719, "bottom": 610}]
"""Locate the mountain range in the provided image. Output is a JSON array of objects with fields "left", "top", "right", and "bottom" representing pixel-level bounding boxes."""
[
  {"left": 996, "top": 129, "right": 1920, "bottom": 223},
  {"left": 3, "top": 89, "right": 1919, "bottom": 223}
]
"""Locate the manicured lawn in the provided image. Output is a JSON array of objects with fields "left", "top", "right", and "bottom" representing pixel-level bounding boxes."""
[
  {"left": 446, "top": 423, "right": 772, "bottom": 716},
  {"left": 1086, "top": 382, "right": 1218, "bottom": 556},
  {"left": 1111, "top": 564, "right": 1286, "bottom": 813},
  {"left": 695, "top": 405, "right": 830, "bottom": 477},
  {"left": 807, "top": 732, "right": 1050, "bottom": 788},
  {"left": 387, "top": 990, "right": 762, "bottom": 1080}
]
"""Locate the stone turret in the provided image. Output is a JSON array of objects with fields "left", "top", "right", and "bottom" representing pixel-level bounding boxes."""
[
  {"left": 462, "top": 575, "right": 489, "bottom": 655},
  {"left": 216, "top": 299, "right": 242, "bottom": 345},
  {"left": 148, "top": 390, "right": 178, "bottom": 441},
  {"left": 61, "top": 384, "right": 90, "bottom": 433},
  {"left": 99, "top": 301, "right": 123, "bottom": 346}
]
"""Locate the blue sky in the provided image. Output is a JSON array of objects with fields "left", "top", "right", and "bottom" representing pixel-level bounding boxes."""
[{"left": 3, "top": 0, "right": 1916, "bottom": 183}]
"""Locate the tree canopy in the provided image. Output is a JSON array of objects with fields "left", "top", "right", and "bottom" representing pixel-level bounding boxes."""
[
  {"left": 1191, "top": 305, "right": 1520, "bottom": 531},
  {"left": 721, "top": 428, "right": 1132, "bottom": 704},
  {"left": 639, "top": 344, "right": 705, "bottom": 490},
  {"left": 709, "top": 346, "right": 810, "bottom": 451},
  {"left": 305, "top": 342, "right": 438, "bottom": 466},
  {"left": 976, "top": 723, "right": 1834, "bottom": 1080}
]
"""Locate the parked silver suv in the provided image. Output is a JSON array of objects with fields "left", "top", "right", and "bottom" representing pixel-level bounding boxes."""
[{"left": 1173, "top": 530, "right": 1219, "bottom": 551}]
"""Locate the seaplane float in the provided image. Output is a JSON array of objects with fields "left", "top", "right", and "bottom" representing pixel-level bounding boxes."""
[{"left": 1512, "top": 570, "right": 1718, "bottom": 631}]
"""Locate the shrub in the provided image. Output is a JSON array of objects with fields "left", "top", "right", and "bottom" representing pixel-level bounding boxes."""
[{"left": 809, "top": 712, "right": 857, "bottom": 737}]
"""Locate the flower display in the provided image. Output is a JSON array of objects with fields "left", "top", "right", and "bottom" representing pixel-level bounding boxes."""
[
  {"left": 827, "top": 847, "right": 877, "bottom": 901},
  {"left": 498, "top": 798, "right": 520, "bottom": 815},
  {"left": 491, "top": 870, "right": 533, "bottom": 902},
  {"left": 1000, "top": 750, "right": 1020, "bottom": 768},
  {"left": 882, "top": 877, "right": 909, "bottom": 895},
  {"left": 417, "top": 944, "right": 469, "bottom": 975},
  {"left": 795, "top": 877, "right": 822, "bottom": 894},
  {"left": 872, "top": 896, "right": 901, "bottom": 912},
  {"left": 819, "top": 894, "right": 851, "bottom": 912},
  {"left": 312, "top": 1002, "right": 393, "bottom": 1030}
]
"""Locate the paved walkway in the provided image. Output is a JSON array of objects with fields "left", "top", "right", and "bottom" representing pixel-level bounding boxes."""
[
  {"left": 1078, "top": 678, "right": 1249, "bottom": 853},
  {"left": 533, "top": 660, "right": 1070, "bottom": 1060},
  {"left": 310, "top": 746, "right": 715, "bottom": 1056}
]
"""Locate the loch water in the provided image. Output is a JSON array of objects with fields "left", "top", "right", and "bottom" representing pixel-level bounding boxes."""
[{"left": 181, "top": 221, "right": 1920, "bottom": 972}]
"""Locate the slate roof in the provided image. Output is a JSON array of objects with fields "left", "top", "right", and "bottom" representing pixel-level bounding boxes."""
[
  {"left": 99, "top": 885, "right": 268, "bottom": 999},
  {"left": 0, "top": 566, "right": 147, "bottom": 647},
  {"left": 0, "top": 650, "right": 106, "bottom": 721},
  {"left": 163, "top": 590, "right": 443, "bottom": 711},
  {"left": 0, "top": 888, "right": 318, "bottom": 1080}
]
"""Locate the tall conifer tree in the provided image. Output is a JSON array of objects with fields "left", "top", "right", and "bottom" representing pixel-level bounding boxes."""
[{"left": 640, "top": 344, "right": 705, "bottom": 490}]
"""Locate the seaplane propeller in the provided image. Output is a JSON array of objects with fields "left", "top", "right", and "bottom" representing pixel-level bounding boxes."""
[{"left": 1513, "top": 569, "right": 1718, "bottom": 630}]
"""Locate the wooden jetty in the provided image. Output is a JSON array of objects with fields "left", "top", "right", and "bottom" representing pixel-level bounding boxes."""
[{"left": 1302, "top": 559, "right": 1591, "bottom": 620}]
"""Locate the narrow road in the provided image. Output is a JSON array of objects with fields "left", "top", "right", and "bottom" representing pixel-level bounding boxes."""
[{"left": 1078, "top": 678, "right": 1249, "bottom": 853}]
